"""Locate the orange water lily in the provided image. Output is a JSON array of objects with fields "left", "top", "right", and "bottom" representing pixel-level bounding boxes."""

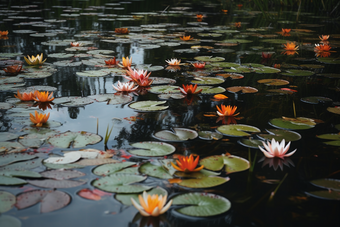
[
  {"left": 33, "top": 91, "right": 55, "bottom": 102},
  {"left": 119, "top": 56, "right": 132, "bottom": 68},
  {"left": 3, "top": 65, "right": 22, "bottom": 74},
  {"left": 180, "top": 84, "right": 202, "bottom": 95},
  {"left": 180, "top": 35, "right": 193, "bottom": 41},
  {"left": 283, "top": 42, "right": 299, "bottom": 51},
  {"left": 282, "top": 28, "right": 291, "bottom": 33},
  {"left": 235, "top": 22, "right": 241, "bottom": 28},
  {"left": 131, "top": 191, "right": 172, "bottom": 217},
  {"left": 319, "top": 35, "right": 329, "bottom": 41},
  {"left": 171, "top": 154, "right": 204, "bottom": 172},
  {"left": 14, "top": 90, "right": 35, "bottom": 101},
  {"left": 222, "top": 9, "right": 228, "bottom": 14},
  {"left": 115, "top": 28, "right": 129, "bottom": 34},
  {"left": 216, "top": 104, "right": 240, "bottom": 117},
  {"left": 70, "top": 42, "right": 82, "bottom": 47},
  {"left": 0, "top": 30, "right": 8, "bottom": 36},
  {"left": 192, "top": 62, "right": 205, "bottom": 69},
  {"left": 165, "top": 58, "right": 181, "bottom": 65},
  {"left": 29, "top": 110, "right": 50, "bottom": 127},
  {"left": 259, "top": 138, "right": 296, "bottom": 159},
  {"left": 105, "top": 57, "right": 119, "bottom": 65},
  {"left": 24, "top": 53, "right": 47, "bottom": 65},
  {"left": 314, "top": 44, "right": 331, "bottom": 52}
]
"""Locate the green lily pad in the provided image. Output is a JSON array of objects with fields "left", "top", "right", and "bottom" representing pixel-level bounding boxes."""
[
  {"left": 200, "top": 86, "right": 226, "bottom": 94},
  {"left": 0, "top": 215, "right": 21, "bottom": 227},
  {"left": 194, "top": 56, "right": 225, "bottom": 62},
  {"left": 136, "top": 65, "right": 163, "bottom": 71},
  {"left": 269, "top": 118, "right": 315, "bottom": 130},
  {"left": 128, "top": 141, "right": 175, "bottom": 156},
  {"left": 257, "top": 129, "right": 301, "bottom": 142},
  {"left": 53, "top": 97, "right": 94, "bottom": 107},
  {"left": 27, "top": 179, "right": 86, "bottom": 188},
  {"left": 158, "top": 94, "right": 185, "bottom": 100},
  {"left": 149, "top": 77, "right": 176, "bottom": 85},
  {"left": 76, "top": 70, "right": 110, "bottom": 77},
  {"left": 0, "top": 142, "right": 26, "bottom": 153},
  {"left": 238, "top": 139, "right": 264, "bottom": 149},
  {"left": 281, "top": 69, "right": 314, "bottom": 77},
  {"left": 0, "top": 191, "right": 16, "bottom": 213},
  {"left": 210, "top": 62, "right": 240, "bottom": 68},
  {"left": 217, "top": 124, "right": 260, "bottom": 137},
  {"left": 139, "top": 162, "right": 173, "bottom": 179},
  {"left": 148, "top": 85, "right": 180, "bottom": 94},
  {"left": 191, "top": 77, "right": 225, "bottom": 85},
  {"left": 93, "top": 162, "right": 136, "bottom": 176},
  {"left": 327, "top": 107, "right": 340, "bottom": 115},
  {"left": 178, "top": 176, "right": 230, "bottom": 188},
  {"left": 88, "top": 93, "right": 132, "bottom": 105},
  {"left": 0, "top": 103, "right": 15, "bottom": 110},
  {"left": 19, "top": 128, "right": 58, "bottom": 148},
  {"left": 310, "top": 178, "right": 340, "bottom": 191},
  {"left": 0, "top": 175, "right": 27, "bottom": 185},
  {"left": 48, "top": 53, "right": 74, "bottom": 58},
  {"left": 301, "top": 96, "right": 333, "bottom": 104},
  {"left": 224, "top": 66, "right": 255, "bottom": 74},
  {"left": 129, "top": 101, "right": 168, "bottom": 111},
  {"left": 221, "top": 39, "right": 252, "bottom": 44},
  {"left": 198, "top": 131, "right": 223, "bottom": 140},
  {"left": 40, "top": 170, "right": 84, "bottom": 180},
  {"left": 43, "top": 162, "right": 84, "bottom": 170},
  {"left": 153, "top": 128, "right": 198, "bottom": 142},
  {"left": 317, "top": 57, "right": 340, "bottom": 64},
  {"left": 172, "top": 192, "right": 231, "bottom": 217},
  {"left": 317, "top": 134, "right": 340, "bottom": 146},
  {"left": 253, "top": 66, "right": 281, "bottom": 74},
  {"left": 0, "top": 158, "right": 44, "bottom": 171},
  {"left": 306, "top": 190, "right": 340, "bottom": 200},
  {"left": 200, "top": 155, "right": 250, "bottom": 174},
  {"left": 115, "top": 186, "right": 167, "bottom": 206},
  {"left": 53, "top": 60, "right": 82, "bottom": 67},
  {"left": 0, "top": 132, "right": 19, "bottom": 142},
  {"left": 260, "top": 39, "right": 290, "bottom": 44},
  {"left": 257, "top": 79, "right": 289, "bottom": 86},
  {"left": 48, "top": 131, "right": 102, "bottom": 148},
  {"left": 92, "top": 173, "right": 151, "bottom": 193},
  {"left": 0, "top": 153, "right": 39, "bottom": 167},
  {"left": 0, "top": 170, "right": 41, "bottom": 178},
  {"left": 174, "top": 169, "right": 220, "bottom": 178}
]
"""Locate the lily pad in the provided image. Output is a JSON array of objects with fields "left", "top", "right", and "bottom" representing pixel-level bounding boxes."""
[
  {"left": 172, "top": 192, "right": 231, "bottom": 217},
  {"left": 300, "top": 96, "right": 333, "bottom": 104},
  {"left": 217, "top": 124, "right": 261, "bottom": 137},
  {"left": 317, "top": 57, "right": 340, "bottom": 64},
  {"left": 257, "top": 129, "right": 301, "bottom": 142},
  {"left": 200, "top": 155, "right": 250, "bottom": 174},
  {"left": 198, "top": 131, "right": 223, "bottom": 140},
  {"left": 76, "top": 70, "right": 110, "bottom": 77},
  {"left": 327, "top": 107, "right": 340, "bottom": 115},
  {"left": 128, "top": 141, "right": 175, "bottom": 156},
  {"left": 148, "top": 85, "right": 181, "bottom": 94},
  {"left": 269, "top": 118, "right": 315, "bottom": 130},
  {"left": 129, "top": 101, "right": 168, "bottom": 111},
  {"left": 19, "top": 128, "right": 58, "bottom": 148},
  {"left": 48, "top": 53, "right": 74, "bottom": 58},
  {"left": 92, "top": 173, "right": 151, "bottom": 193},
  {"left": 305, "top": 190, "right": 340, "bottom": 200},
  {"left": 0, "top": 170, "right": 41, "bottom": 178},
  {"left": 0, "top": 191, "right": 16, "bottom": 213},
  {"left": 153, "top": 128, "right": 198, "bottom": 142},
  {"left": 0, "top": 142, "right": 26, "bottom": 153},
  {"left": 48, "top": 131, "right": 102, "bottom": 148},
  {"left": 310, "top": 178, "right": 340, "bottom": 191},
  {"left": 194, "top": 56, "right": 225, "bottom": 62},
  {"left": 200, "top": 86, "right": 226, "bottom": 94},
  {"left": 0, "top": 215, "right": 21, "bottom": 227},
  {"left": 316, "top": 134, "right": 340, "bottom": 146},
  {"left": 40, "top": 170, "right": 85, "bottom": 180},
  {"left": 281, "top": 69, "right": 314, "bottom": 77},
  {"left": 93, "top": 162, "right": 136, "bottom": 176},
  {"left": 0, "top": 176, "right": 27, "bottom": 185},
  {"left": 53, "top": 97, "right": 94, "bottom": 107},
  {"left": 191, "top": 77, "right": 224, "bottom": 85},
  {"left": 149, "top": 77, "right": 176, "bottom": 85},
  {"left": 115, "top": 186, "right": 167, "bottom": 206},
  {"left": 226, "top": 86, "right": 258, "bottom": 94},
  {"left": 178, "top": 176, "right": 229, "bottom": 188},
  {"left": 0, "top": 158, "right": 44, "bottom": 171},
  {"left": 0, "top": 153, "right": 39, "bottom": 167},
  {"left": 27, "top": 179, "right": 86, "bottom": 188},
  {"left": 257, "top": 79, "right": 289, "bottom": 86},
  {"left": 139, "top": 162, "right": 173, "bottom": 179},
  {"left": 88, "top": 93, "right": 132, "bottom": 105},
  {"left": 238, "top": 139, "right": 264, "bottom": 149}
]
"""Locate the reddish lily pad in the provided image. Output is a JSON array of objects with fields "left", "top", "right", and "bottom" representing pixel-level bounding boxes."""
[
  {"left": 227, "top": 86, "right": 258, "bottom": 94},
  {"left": 48, "top": 131, "right": 102, "bottom": 148},
  {"left": 257, "top": 79, "right": 289, "bottom": 86}
]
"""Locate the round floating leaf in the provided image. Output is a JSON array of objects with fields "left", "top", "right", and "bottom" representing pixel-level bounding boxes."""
[
  {"left": 76, "top": 70, "right": 110, "bottom": 77},
  {"left": 129, "top": 101, "right": 168, "bottom": 111},
  {"left": 200, "top": 86, "right": 226, "bottom": 94},
  {"left": 53, "top": 60, "right": 82, "bottom": 67},
  {"left": 200, "top": 155, "right": 250, "bottom": 173},
  {"left": 0, "top": 191, "right": 16, "bottom": 213},
  {"left": 310, "top": 178, "right": 340, "bottom": 191},
  {"left": 0, "top": 170, "right": 41, "bottom": 178},
  {"left": 139, "top": 162, "right": 173, "bottom": 179},
  {"left": 211, "top": 62, "right": 240, "bottom": 68},
  {"left": 269, "top": 118, "right": 315, "bottom": 130},
  {"left": 260, "top": 39, "right": 290, "bottom": 44},
  {"left": 172, "top": 192, "right": 231, "bottom": 217},
  {"left": 40, "top": 170, "right": 85, "bottom": 180},
  {"left": 317, "top": 57, "right": 340, "bottom": 64},
  {"left": 53, "top": 97, "right": 94, "bottom": 107},
  {"left": 48, "top": 53, "right": 74, "bottom": 58},
  {"left": 0, "top": 142, "right": 26, "bottom": 153},
  {"left": 257, "top": 79, "right": 289, "bottom": 86},
  {"left": 327, "top": 107, "right": 340, "bottom": 115},
  {"left": 153, "top": 128, "right": 198, "bottom": 142},
  {"left": 217, "top": 124, "right": 260, "bottom": 137},
  {"left": 44, "top": 152, "right": 81, "bottom": 164},
  {"left": 0, "top": 153, "right": 39, "bottom": 167},
  {"left": 88, "top": 93, "right": 132, "bottom": 105},
  {"left": 281, "top": 69, "right": 314, "bottom": 77},
  {"left": 0, "top": 176, "right": 26, "bottom": 185},
  {"left": 227, "top": 86, "right": 258, "bottom": 94},
  {"left": 174, "top": 169, "right": 220, "bottom": 178},
  {"left": 128, "top": 141, "right": 175, "bottom": 156},
  {"left": 198, "top": 131, "right": 223, "bottom": 140},
  {"left": 92, "top": 173, "right": 151, "bottom": 193},
  {"left": 115, "top": 186, "right": 167, "bottom": 206},
  {"left": 0, "top": 215, "right": 21, "bottom": 227},
  {"left": 222, "top": 39, "right": 252, "bottom": 44},
  {"left": 74, "top": 158, "right": 119, "bottom": 166},
  {"left": 178, "top": 176, "right": 229, "bottom": 188},
  {"left": 93, "top": 162, "right": 136, "bottom": 176},
  {"left": 0, "top": 103, "right": 15, "bottom": 110},
  {"left": 194, "top": 56, "right": 225, "bottom": 62},
  {"left": 191, "top": 77, "right": 224, "bottom": 85},
  {"left": 257, "top": 129, "right": 301, "bottom": 142},
  {"left": 317, "top": 134, "right": 340, "bottom": 146},
  {"left": 305, "top": 190, "right": 340, "bottom": 200},
  {"left": 158, "top": 94, "right": 185, "bottom": 100},
  {"left": 27, "top": 179, "right": 85, "bottom": 188},
  {"left": 149, "top": 77, "right": 176, "bottom": 85},
  {"left": 238, "top": 139, "right": 263, "bottom": 149},
  {"left": 48, "top": 131, "right": 102, "bottom": 148},
  {"left": 0, "top": 158, "right": 44, "bottom": 171},
  {"left": 253, "top": 66, "right": 281, "bottom": 74},
  {"left": 148, "top": 85, "right": 180, "bottom": 94},
  {"left": 43, "top": 162, "right": 84, "bottom": 170},
  {"left": 19, "top": 129, "right": 58, "bottom": 148},
  {"left": 301, "top": 96, "right": 333, "bottom": 104}
]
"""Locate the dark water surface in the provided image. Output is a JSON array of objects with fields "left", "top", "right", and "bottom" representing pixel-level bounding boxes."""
[{"left": 1, "top": 0, "right": 340, "bottom": 227}]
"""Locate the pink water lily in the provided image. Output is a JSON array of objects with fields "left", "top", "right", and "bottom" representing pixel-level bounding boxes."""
[
  {"left": 112, "top": 81, "right": 138, "bottom": 92},
  {"left": 259, "top": 138, "right": 296, "bottom": 159},
  {"left": 124, "top": 67, "right": 153, "bottom": 87}
]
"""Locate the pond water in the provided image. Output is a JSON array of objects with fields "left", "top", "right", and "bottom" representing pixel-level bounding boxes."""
[{"left": 1, "top": 0, "right": 340, "bottom": 226}]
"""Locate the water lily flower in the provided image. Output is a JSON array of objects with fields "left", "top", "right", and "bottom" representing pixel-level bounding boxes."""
[
  {"left": 273, "top": 64, "right": 281, "bottom": 69},
  {"left": 165, "top": 58, "right": 181, "bottom": 65},
  {"left": 319, "top": 35, "right": 329, "bottom": 41},
  {"left": 283, "top": 42, "right": 299, "bottom": 51},
  {"left": 314, "top": 44, "right": 331, "bottom": 52},
  {"left": 262, "top": 52, "right": 272, "bottom": 59},
  {"left": 119, "top": 56, "right": 132, "bottom": 68},
  {"left": 213, "top": 94, "right": 228, "bottom": 100},
  {"left": 282, "top": 28, "right": 291, "bottom": 33},
  {"left": 237, "top": 4, "right": 243, "bottom": 9},
  {"left": 235, "top": 22, "right": 241, "bottom": 28},
  {"left": 131, "top": 191, "right": 172, "bottom": 217},
  {"left": 14, "top": 90, "right": 35, "bottom": 101},
  {"left": 115, "top": 28, "right": 129, "bottom": 34},
  {"left": 3, "top": 65, "right": 22, "bottom": 75},
  {"left": 112, "top": 81, "right": 138, "bottom": 92},
  {"left": 258, "top": 138, "right": 296, "bottom": 159},
  {"left": 216, "top": 104, "right": 240, "bottom": 117},
  {"left": 124, "top": 67, "right": 153, "bottom": 87},
  {"left": 180, "top": 35, "right": 193, "bottom": 41},
  {"left": 70, "top": 42, "right": 82, "bottom": 47},
  {"left": 0, "top": 30, "right": 8, "bottom": 36},
  {"left": 171, "top": 154, "right": 204, "bottom": 172},
  {"left": 180, "top": 84, "right": 202, "bottom": 95},
  {"left": 222, "top": 9, "right": 228, "bottom": 14},
  {"left": 29, "top": 110, "right": 50, "bottom": 127},
  {"left": 105, "top": 57, "right": 119, "bottom": 65},
  {"left": 192, "top": 62, "right": 205, "bottom": 69},
  {"left": 24, "top": 53, "right": 47, "bottom": 65},
  {"left": 33, "top": 91, "right": 55, "bottom": 102}
]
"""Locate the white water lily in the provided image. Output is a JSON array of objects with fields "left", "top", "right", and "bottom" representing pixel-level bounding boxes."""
[
  {"left": 258, "top": 138, "right": 296, "bottom": 159},
  {"left": 112, "top": 81, "right": 138, "bottom": 92},
  {"left": 165, "top": 58, "right": 181, "bottom": 65},
  {"left": 131, "top": 191, "right": 172, "bottom": 217}
]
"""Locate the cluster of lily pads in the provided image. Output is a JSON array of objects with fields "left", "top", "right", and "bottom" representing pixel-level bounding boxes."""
[{"left": 1, "top": 1, "right": 340, "bottom": 226}]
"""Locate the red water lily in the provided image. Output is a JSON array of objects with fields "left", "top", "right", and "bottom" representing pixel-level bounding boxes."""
[
  {"left": 192, "top": 62, "right": 205, "bottom": 69},
  {"left": 3, "top": 65, "right": 22, "bottom": 75},
  {"left": 171, "top": 154, "right": 204, "bottom": 172},
  {"left": 115, "top": 28, "right": 129, "bottom": 34},
  {"left": 105, "top": 57, "right": 119, "bottom": 65},
  {"left": 125, "top": 67, "right": 153, "bottom": 87}
]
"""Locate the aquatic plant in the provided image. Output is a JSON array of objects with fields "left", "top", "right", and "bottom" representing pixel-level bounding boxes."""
[
  {"left": 112, "top": 81, "right": 138, "bottom": 92},
  {"left": 0, "top": 30, "right": 8, "bottom": 36},
  {"left": 192, "top": 62, "right": 206, "bottom": 69},
  {"left": 33, "top": 91, "right": 55, "bottom": 102},
  {"left": 180, "top": 35, "right": 193, "bottom": 41},
  {"left": 29, "top": 110, "right": 50, "bottom": 127},
  {"left": 314, "top": 44, "right": 331, "bottom": 52},
  {"left": 24, "top": 53, "right": 46, "bottom": 65},
  {"left": 14, "top": 90, "right": 35, "bottom": 101},
  {"left": 105, "top": 57, "right": 119, "bottom": 65},
  {"left": 258, "top": 138, "right": 296, "bottom": 159},
  {"left": 70, "top": 42, "right": 82, "bottom": 47},
  {"left": 3, "top": 65, "right": 22, "bottom": 75},
  {"left": 171, "top": 154, "right": 204, "bottom": 172},
  {"left": 125, "top": 67, "right": 153, "bottom": 87},
  {"left": 115, "top": 28, "right": 129, "bottom": 34},
  {"left": 119, "top": 56, "right": 132, "bottom": 68},
  {"left": 216, "top": 105, "right": 240, "bottom": 117},
  {"left": 165, "top": 58, "right": 181, "bottom": 65},
  {"left": 179, "top": 84, "right": 202, "bottom": 95}
]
